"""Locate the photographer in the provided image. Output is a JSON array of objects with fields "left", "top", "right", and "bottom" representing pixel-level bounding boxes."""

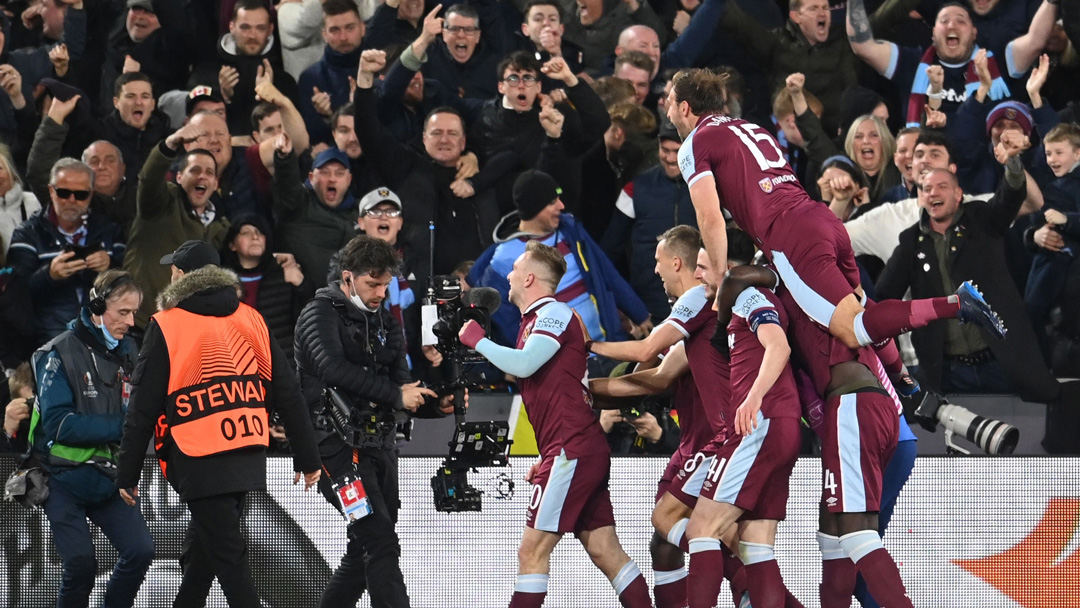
[
  {"left": 294, "top": 234, "right": 456, "bottom": 608},
  {"left": 599, "top": 399, "right": 681, "bottom": 455}
]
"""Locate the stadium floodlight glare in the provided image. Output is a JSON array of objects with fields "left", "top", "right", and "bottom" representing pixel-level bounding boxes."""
[{"left": 913, "top": 391, "right": 1019, "bottom": 455}]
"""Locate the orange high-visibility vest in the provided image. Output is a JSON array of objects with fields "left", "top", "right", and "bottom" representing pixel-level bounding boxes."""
[{"left": 154, "top": 304, "right": 273, "bottom": 458}]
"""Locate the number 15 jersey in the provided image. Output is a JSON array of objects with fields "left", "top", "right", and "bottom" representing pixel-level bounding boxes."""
[{"left": 678, "top": 114, "right": 815, "bottom": 243}]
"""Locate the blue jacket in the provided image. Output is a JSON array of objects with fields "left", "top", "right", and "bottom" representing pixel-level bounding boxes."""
[
  {"left": 8, "top": 209, "right": 125, "bottom": 345},
  {"left": 298, "top": 45, "right": 363, "bottom": 145},
  {"left": 32, "top": 310, "right": 136, "bottom": 503},
  {"left": 468, "top": 212, "right": 650, "bottom": 346}
]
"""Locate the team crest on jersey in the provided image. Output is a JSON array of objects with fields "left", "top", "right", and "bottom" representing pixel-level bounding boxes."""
[{"left": 758, "top": 177, "right": 773, "bottom": 193}]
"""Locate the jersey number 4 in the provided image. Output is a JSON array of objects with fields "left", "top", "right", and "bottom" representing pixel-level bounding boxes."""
[{"left": 729, "top": 124, "right": 786, "bottom": 171}]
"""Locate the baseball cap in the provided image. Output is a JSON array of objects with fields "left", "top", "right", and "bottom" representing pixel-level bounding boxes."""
[
  {"left": 986, "top": 100, "right": 1033, "bottom": 138},
  {"left": 312, "top": 148, "right": 350, "bottom": 170},
  {"left": 127, "top": 0, "right": 154, "bottom": 11},
  {"left": 658, "top": 119, "right": 680, "bottom": 143},
  {"left": 160, "top": 240, "right": 220, "bottom": 272},
  {"left": 186, "top": 85, "right": 224, "bottom": 116},
  {"left": 513, "top": 170, "right": 561, "bottom": 221},
  {"left": 358, "top": 187, "right": 403, "bottom": 216}
]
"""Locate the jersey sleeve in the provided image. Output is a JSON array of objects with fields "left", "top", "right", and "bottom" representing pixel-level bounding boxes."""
[
  {"left": 532, "top": 301, "right": 574, "bottom": 343},
  {"left": 732, "top": 287, "right": 781, "bottom": 334},
  {"left": 615, "top": 184, "right": 635, "bottom": 219},
  {"left": 661, "top": 285, "right": 710, "bottom": 338},
  {"left": 677, "top": 128, "right": 715, "bottom": 187}
]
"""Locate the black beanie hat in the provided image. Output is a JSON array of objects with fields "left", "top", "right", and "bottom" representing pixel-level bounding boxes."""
[{"left": 513, "top": 170, "right": 561, "bottom": 221}]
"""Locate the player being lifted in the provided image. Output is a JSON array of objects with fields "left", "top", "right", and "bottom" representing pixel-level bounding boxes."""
[
  {"left": 590, "top": 226, "right": 747, "bottom": 608},
  {"left": 664, "top": 68, "right": 1006, "bottom": 385},
  {"left": 458, "top": 241, "right": 652, "bottom": 608}
]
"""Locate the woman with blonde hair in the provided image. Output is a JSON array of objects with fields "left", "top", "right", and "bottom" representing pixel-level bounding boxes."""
[
  {"left": 0, "top": 143, "right": 39, "bottom": 255},
  {"left": 843, "top": 115, "right": 901, "bottom": 209}
]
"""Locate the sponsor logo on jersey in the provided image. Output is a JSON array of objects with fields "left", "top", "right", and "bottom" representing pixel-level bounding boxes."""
[
  {"left": 671, "top": 303, "right": 695, "bottom": 319},
  {"left": 759, "top": 173, "right": 799, "bottom": 193},
  {"left": 535, "top": 315, "right": 566, "bottom": 332}
]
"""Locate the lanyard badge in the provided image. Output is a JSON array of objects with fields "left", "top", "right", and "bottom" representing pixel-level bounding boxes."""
[{"left": 332, "top": 474, "right": 373, "bottom": 522}]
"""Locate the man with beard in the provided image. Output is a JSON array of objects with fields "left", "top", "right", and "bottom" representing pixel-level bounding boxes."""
[{"left": 298, "top": 0, "right": 367, "bottom": 145}]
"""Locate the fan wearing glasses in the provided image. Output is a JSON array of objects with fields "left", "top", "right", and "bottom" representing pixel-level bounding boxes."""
[
  {"left": 8, "top": 158, "right": 124, "bottom": 345},
  {"left": 416, "top": 3, "right": 510, "bottom": 100}
]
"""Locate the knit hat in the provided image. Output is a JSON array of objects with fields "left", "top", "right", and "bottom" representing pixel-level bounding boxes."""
[
  {"left": 513, "top": 170, "right": 561, "bottom": 221},
  {"left": 224, "top": 213, "right": 273, "bottom": 249},
  {"left": 657, "top": 119, "right": 681, "bottom": 143},
  {"left": 986, "top": 100, "right": 1033, "bottom": 138},
  {"left": 186, "top": 85, "right": 224, "bottom": 115}
]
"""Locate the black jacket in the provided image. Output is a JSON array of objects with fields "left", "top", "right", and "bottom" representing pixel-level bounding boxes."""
[
  {"left": 100, "top": 0, "right": 194, "bottom": 113},
  {"left": 294, "top": 284, "right": 444, "bottom": 460},
  {"left": 221, "top": 250, "right": 315, "bottom": 365},
  {"left": 115, "top": 266, "right": 320, "bottom": 500},
  {"left": 353, "top": 87, "right": 504, "bottom": 274},
  {"left": 98, "top": 110, "right": 173, "bottom": 185},
  {"left": 876, "top": 175, "right": 1060, "bottom": 403}
]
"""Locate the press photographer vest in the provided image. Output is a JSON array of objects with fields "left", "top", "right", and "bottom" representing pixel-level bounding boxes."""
[
  {"left": 29, "top": 330, "right": 129, "bottom": 474},
  {"left": 154, "top": 305, "right": 272, "bottom": 458}
]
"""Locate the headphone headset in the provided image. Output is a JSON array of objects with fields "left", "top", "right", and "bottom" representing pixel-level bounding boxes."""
[{"left": 88, "top": 274, "right": 134, "bottom": 317}]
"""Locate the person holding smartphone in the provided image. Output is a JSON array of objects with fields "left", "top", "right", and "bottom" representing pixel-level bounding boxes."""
[{"left": 8, "top": 158, "right": 124, "bottom": 345}]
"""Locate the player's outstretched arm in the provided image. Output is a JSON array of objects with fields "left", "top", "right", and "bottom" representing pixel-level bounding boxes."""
[
  {"left": 460, "top": 320, "right": 561, "bottom": 379},
  {"left": 589, "top": 322, "right": 684, "bottom": 363},
  {"left": 590, "top": 343, "right": 690, "bottom": 398}
]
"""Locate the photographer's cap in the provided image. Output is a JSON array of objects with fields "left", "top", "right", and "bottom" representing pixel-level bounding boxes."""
[
  {"left": 160, "top": 240, "right": 220, "bottom": 272},
  {"left": 513, "top": 170, "right": 561, "bottom": 221},
  {"left": 358, "top": 187, "right": 403, "bottom": 216}
]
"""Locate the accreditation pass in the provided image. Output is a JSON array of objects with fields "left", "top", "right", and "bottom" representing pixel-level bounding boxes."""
[{"left": 333, "top": 474, "right": 373, "bottom": 522}]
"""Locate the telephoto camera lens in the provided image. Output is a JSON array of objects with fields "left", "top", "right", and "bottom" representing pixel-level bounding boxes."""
[{"left": 937, "top": 403, "right": 1020, "bottom": 455}]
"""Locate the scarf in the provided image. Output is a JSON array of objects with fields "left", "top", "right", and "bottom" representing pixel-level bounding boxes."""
[{"left": 907, "top": 45, "right": 1008, "bottom": 127}]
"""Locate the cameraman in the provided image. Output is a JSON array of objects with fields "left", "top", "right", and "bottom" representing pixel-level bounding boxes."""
[
  {"left": 599, "top": 399, "right": 681, "bottom": 455},
  {"left": 294, "top": 235, "right": 456, "bottom": 608}
]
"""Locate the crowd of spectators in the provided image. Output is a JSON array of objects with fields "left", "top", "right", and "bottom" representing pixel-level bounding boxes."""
[{"left": 1, "top": 0, "right": 1079, "bottom": 450}]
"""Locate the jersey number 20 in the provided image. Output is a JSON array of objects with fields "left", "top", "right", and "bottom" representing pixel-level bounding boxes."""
[{"left": 729, "top": 124, "right": 786, "bottom": 171}]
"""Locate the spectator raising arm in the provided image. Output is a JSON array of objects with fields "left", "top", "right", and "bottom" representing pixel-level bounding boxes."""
[{"left": 847, "top": 0, "right": 895, "bottom": 75}]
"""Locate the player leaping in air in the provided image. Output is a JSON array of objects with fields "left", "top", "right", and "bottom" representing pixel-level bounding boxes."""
[{"left": 664, "top": 68, "right": 1006, "bottom": 384}]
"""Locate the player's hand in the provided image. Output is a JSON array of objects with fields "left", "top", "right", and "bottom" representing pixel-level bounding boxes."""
[
  {"left": 458, "top": 319, "right": 487, "bottom": 348},
  {"left": 120, "top": 487, "right": 138, "bottom": 506},
  {"left": 311, "top": 86, "right": 332, "bottom": 117},
  {"left": 219, "top": 65, "right": 239, "bottom": 103},
  {"left": 734, "top": 395, "right": 762, "bottom": 436},
  {"left": 1045, "top": 208, "right": 1067, "bottom": 225},
  {"left": 1034, "top": 223, "right": 1065, "bottom": 252},
  {"left": 525, "top": 461, "right": 540, "bottom": 483},
  {"left": 84, "top": 249, "right": 110, "bottom": 272},
  {"left": 49, "top": 250, "right": 88, "bottom": 280},
  {"left": 401, "top": 380, "right": 437, "bottom": 412}
]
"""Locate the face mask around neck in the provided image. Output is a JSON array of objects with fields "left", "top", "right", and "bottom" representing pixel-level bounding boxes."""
[{"left": 95, "top": 317, "right": 119, "bottom": 349}]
